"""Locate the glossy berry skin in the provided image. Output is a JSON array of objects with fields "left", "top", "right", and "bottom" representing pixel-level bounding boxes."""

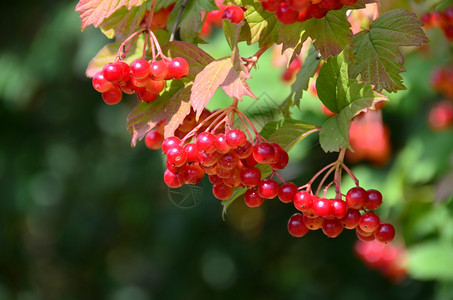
[
  {"left": 150, "top": 60, "right": 168, "bottom": 80},
  {"left": 222, "top": 6, "right": 245, "bottom": 23},
  {"left": 117, "top": 61, "right": 130, "bottom": 82},
  {"left": 218, "top": 152, "right": 239, "bottom": 170},
  {"left": 278, "top": 182, "right": 298, "bottom": 203},
  {"left": 303, "top": 215, "right": 324, "bottom": 230},
  {"left": 145, "top": 79, "right": 165, "bottom": 94},
  {"left": 307, "top": 4, "right": 327, "bottom": 19},
  {"left": 184, "top": 163, "right": 204, "bottom": 185},
  {"left": 102, "top": 85, "right": 122, "bottom": 105},
  {"left": 215, "top": 134, "right": 231, "bottom": 154},
  {"left": 209, "top": 174, "right": 223, "bottom": 185},
  {"left": 167, "top": 57, "right": 189, "bottom": 79},
  {"left": 103, "top": 63, "right": 123, "bottom": 83},
  {"left": 258, "top": 178, "right": 279, "bottom": 199},
  {"left": 235, "top": 141, "right": 253, "bottom": 159},
  {"left": 240, "top": 167, "right": 261, "bottom": 187},
  {"left": 244, "top": 188, "right": 264, "bottom": 208},
  {"left": 322, "top": 219, "right": 343, "bottom": 238},
  {"left": 293, "top": 191, "right": 313, "bottom": 211},
  {"left": 288, "top": 213, "right": 310, "bottom": 237},
  {"left": 365, "top": 189, "right": 383, "bottom": 210},
  {"left": 184, "top": 143, "right": 198, "bottom": 162},
  {"left": 138, "top": 89, "right": 158, "bottom": 102},
  {"left": 276, "top": 3, "right": 298, "bottom": 24},
  {"left": 212, "top": 183, "right": 234, "bottom": 200},
  {"left": 340, "top": 208, "right": 361, "bottom": 229},
  {"left": 346, "top": 186, "right": 367, "bottom": 209},
  {"left": 253, "top": 143, "right": 275, "bottom": 164},
  {"left": 164, "top": 169, "right": 185, "bottom": 188},
  {"left": 92, "top": 71, "right": 113, "bottom": 92},
  {"left": 196, "top": 132, "right": 217, "bottom": 153},
  {"left": 261, "top": 0, "right": 279, "bottom": 12},
  {"left": 331, "top": 199, "right": 348, "bottom": 219},
  {"left": 270, "top": 147, "right": 289, "bottom": 170},
  {"left": 226, "top": 129, "right": 247, "bottom": 148},
  {"left": 359, "top": 212, "right": 381, "bottom": 233},
  {"left": 145, "top": 130, "right": 164, "bottom": 150},
  {"left": 130, "top": 59, "right": 151, "bottom": 79},
  {"left": 312, "top": 197, "right": 331, "bottom": 217},
  {"left": 375, "top": 223, "right": 395, "bottom": 243},
  {"left": 162, "top": 137, "right": 182, "bottom": 154},
  {"left": 166, "top": 145, "right": 188, "bottom": 167},
  {"left": 356, "top": 229, "right": 376, "bottom": 242}
]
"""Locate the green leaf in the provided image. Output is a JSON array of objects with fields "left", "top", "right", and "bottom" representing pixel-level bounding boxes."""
[
  {"left": 85, "top": 34, "right": 146, "bottom": 77},
  {"left": 291, "top": 46, "right": 321, "bottom": 107},
  {"left": 409, "top": 242, "right": 453, "bottom": 281},
  {"left": 304, "top": 10, "right": 352, "bottom": 59},
  {"left": 277, "top": 22, "right": 308, "bottom": 63},
  {"left": 319, "top": 82, "right": 387, "bottom": 152},
  {"left": 155, "top": 0, "right": 177, "bottom": 11},
  {"left": 349, "top": 8, "right": 428, "bottom": 93},
  {"left": 167, "top": 0, "right": 218, "bottom": 43},
  {"left": 100, "top": 4, "right": 148, "bottom": 38},
  {"left": 76, "top": 0, "right": 147, "bottom": 32}
]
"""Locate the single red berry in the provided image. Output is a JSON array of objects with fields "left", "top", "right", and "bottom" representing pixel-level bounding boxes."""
[
  {"left": 183, "top": 163, "right": 204, "bottom": 185},
  {"left": 307, "top": 4, "right": 327, "bottom": 19},
  {"left": 312, "top": 197, "right": 331, "bottom": 217},
  {"left": 318, "top": 0, "right": 339, "bottom": 11},
  {"left": 365, "top": 189, "right": 383, "bottom": 210},
  {"left": 162, "top": 137, "right": 182, "bottom": 154},
  {"left": 276, "top": 3, "right": 298, "bottom": 24},
  {"left": 223, "top": 167, "right": 242, "bottom": 188},
  {"left": 346, "top": 186, "right": 367, "bottom": 209},
  {"left": 331, "top": 199, "right": 348, "bottom": 219},
  {"left": 209, "top": 174, "right": 223, "bottom": 185},
  {"left": 184, "top": 143, "right": 198, "bottom": 162},
  {"left": 293, "top": 190, "right": 313, "bottom": 211},
  {"left": 322, "top": 219, "right": 343, "bottom": 238},
  {"left": 164, "top": 169, "right": 185, "bottom": 188},
  {"left": 270, "top": 147, "right": 289, "bottom": 169},
  {"left": 244, "top": 188, "right": 265, "bottom": 208},
  {"left": 340, "top": 208, "right": 361, "bottom": 229},
  {"left": 103, "top": 62, "right": 123, "bottom": 83},
  {"left": 288, "top": 213, "right": 310, "bottom": 237},
  {"left": 167, "top": 57, "right": 189, "bottom": 79},
  {"left": 257, "top": 178, "right": 279, "bottom": 199},
  {"left": 120, "top": 79, "right": 137, "bottom": 95},
  {"left": 261, "top": 0, "right": 279, "bottom": 12},
  {"left": 130, "top": 59, "right": 151, "bottom": 79},
  {"left": 117, "top": 61, "right": 131, "bottom": 83},
  {"left": 356, "top": 228, "right": 376, "bottom": 242},
  {"left": 213, "top": 183, "right": 234, "bottom": 200},
  {"left": 215, "top": 133, "right": 231, "bottom": 154},
  {"left": 222, "top": 6, "right": 245, "bottom": 23},
  {"left": 359, "top": 212, "right": 381, "bottom": 233},
  {"left": 166, "top": 145, "right": 188, "bottom": 167},
  {"left": 375, "top": 223, "right": 395, "bottom": 243},
  {"left": 102, "top": 85, "right": 122, "bottom": 105},
  {"left": 92, "top": 71, "right": 114, "bottom": 93},
  {"left": 278, "top": 182, "right": 297, "bottom": 203},
  {"left": 145, "top": 130, "right": 164, "bottom": 150},
  {"left": 240, "top": 166, "right": 261, "bottom": 187},
  {"left": 145, "top": 79, "right": 165, "bottom": 95},
  {"left": 197, "top": 151, "right": 219, "bottom": 167},
  {"left": 216, "top": 166, "right": 233, "bottom": 179},
  {"left": 166, "top": 160, "right": 182, "bottom": 174},
  {"left": 288, "top": 0, "right": 310, "bottom": 12},
  {"left": 235, "top": 141, "right": 253, "bottom": 159},
  {"left": 253, "top": 143, "right": 275, "bottom": 164},
  {"left": 138, "top": 89, "right": 158, "bottom": 102},
  {"left": 297, "top": 8, "right": 311, "bottom": 22},
  {"left": 196, "top": 132, "right": 217, "bottom": 153},
  {"left": 242, "top": 153, "right": 258, "bottom": 167},
  {"left": 226, "top": 129, "right": 247, "bottom": 149},
  {"left": 150, "top": 60, "right": 168, "bottom": 81},
  {"left": 303, "top": 215, "right": 324, "bottom": 230},
  {"left": 218, "top": 152, "right": 239, "bottom": 170}
]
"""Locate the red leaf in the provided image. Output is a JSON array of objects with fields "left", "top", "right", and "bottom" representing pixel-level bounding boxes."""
[{"left": 75, "top": 0, "right": 145, "bottom": 31}]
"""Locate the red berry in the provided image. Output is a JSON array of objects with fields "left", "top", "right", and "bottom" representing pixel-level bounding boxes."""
[
  {"left": 218, "top": 152, "right": 239, "bottom": 170},
  {"left": 162, "top": 137, "right": 181, "bottom": 154},
  {"left": 145, "top": 130, "right": 164, "bottom": 150},
  {"left": 235, "top": 141, "right": 253, "bottom": 159},
  {"left": 103, "top": 62, "right": 123, "bottom": 83},
  {"left": 196, "top": 132, "right": 217, "bottom": 153},
  {"left": 117, "top": 61, "right": 131, "bottom": 83},
  {"left": 167, "top": 57, "right": 189, "bottom": 79},
  {"left": 375, "top": 223, "right": 395, "bottom": 243},
  {"left": 166, "top": 145, "right": 188, "bottom": 167},
  {"left": 318, "top": 0, "right": 340, "bottom": 11},
  {"left": 184, "top": 143, "right": 198, "bottom": 162},
  {"left": 130, "top": 59, "right": 150, "bottom": 79},
  {"left": 261, "top": 0, "right": 279, "bottom": 12},
  {"left": 138, "top": 89, "right": 158, "bottom": 102},
  {"left": 288, "top": 213, "right": 310, "bottom": 237},
  {"left": 253, "top": 143, "right": 275, "bottom": 164},
  {"left": 240, "top": 167, "right": 261, "bottom": 187},
  {"left": 307, "top": 4, "right": 327, "bottom": 19},
  {"left": 150, "top": 60, "right": 168, "bottom": 81},
  {"left": 356, "top": 228, "right": 376, "bottom": 242},
  {"left": 223, "top": 168, "right": 242, "bottom": 188},
  {"left": 331, "top": 199, "right": 347, "bottom": 219},
  {"left": 145, "top": 79, "right": 165, "bottom": 94},
  {"left": 293, "top": 191, "right": 313, "bottom": 211},
  {"left": 365, "top": 189, "right": 383, "bottom": 211},
  {"left": 102, "top": 85, "right": 122, "bottom": 105},
  {"left": 278, "top": 182, "right": 297, "bottom": 203},
  {"left": 346, "top": 186, "right": 367, "bottom": 209},
  {"left": 164, "top": 169, "right": 185, "bottom": 188},
  {"left": 276, "top": 3, "right": 298, "bottom": 24},
  {"left": 303, "top": 215, "right": 324, "bottom": 230},
  {"left": 209, "top": 174, "right": 223, "bottom": 185},
  {"left": 340, "top": 0, "right": 358, "bottom": 5},
  {"left": 197, "top": 151, "right": 219, "bottom": 167},
  {"left": 312, "top": 197, "right": 331, "bottom": 217},
  {"left": 244, "top": 188, "right": 265, "bottom": 207},
  {"left": 222, "top": 6, "right": 245, "bottom": 23},
  {"left": 270, "top": 146, "right": 289, "bottom": 169},
  {"left": 288, "top": 0, "right": 310, "bottom": 12},
  {"left": 215, "top": 133, "right": 231, "bottom": 154},
  {"left": 92, "top": 71, "right": 113, "bottom": 92},
  {"left": 226, "top": 129, "right": 247, "bottom": 148},
  {"left": 257, "top": 178, "right": 279, "bottom": 199},
  {"left": 359, "top": 212, "right": 381, "bottom": 233},
  {"left": 340, "top": 208, "right": 361, "bottom": 229},
  {"left": 322, "top": 219, "right": 343, "bottom": 238},
  {"left": 213, "top": 183, "right": 234, "bottom": 200},
  {"left": 183, "top": 163, "right": 204, "bottom": 185},
  {"left": 242, "top": 154, "right": 258, "bottom": 167}
]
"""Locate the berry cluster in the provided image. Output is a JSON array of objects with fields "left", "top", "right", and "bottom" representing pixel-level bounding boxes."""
[
  {"left": 355, "top": 240, "right": 407, "bottom": 283},
  {"left": 428, "top": 100, "right": 453, "bottom": 131},
  {"left": 431, "top": 65, "right": 453, "bottom": 99},
  {"left": 421, "top": 6, "right": 453, "bottom": 41},
  {"left": 259, "top": 0, "right": 358, "bottom": 24},
  {"left": 287, "top": 186, "right": 395, "bottom": 243},
  {"left": 92, "top": 57, "right": 189, "bottom": 105},
  {"left": 201, "top": 1, "right": 245, "bottom": 37}
]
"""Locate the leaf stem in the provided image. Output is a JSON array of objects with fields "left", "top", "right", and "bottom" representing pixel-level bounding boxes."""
[{"left": 170, "top": 0, "right": 190, "bottom": 41}]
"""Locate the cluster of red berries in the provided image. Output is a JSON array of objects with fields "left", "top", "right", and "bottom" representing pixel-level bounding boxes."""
[
  {"left": 259, "top": 0, "right": 358, "bottom": 24},
  {"left": 421, "top": 7, "right": 453, "bottom": 41},
  {"left": 91, "top": 57, "right": 189, "bottom": 105},
  {"left": 431, "top": 65, "right": 453, "bottom": 99},
  {"left": 287, "top": 186, "right": 395, "bottom": 242},
  {"left": 202, "top": 1, "right": 245, "bottom": 37},
  {"left": 281, "top": 57, "right": 302, "bottom": 82},
  {"left": 428, "top": 100, "right": 453, "bottom": 131},
  {"left": 355, "top": 240, "right": 407, "bottom": 283}
]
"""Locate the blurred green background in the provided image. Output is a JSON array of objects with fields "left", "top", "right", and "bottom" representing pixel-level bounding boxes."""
[{"left": 1, "top": 0, "right": 453, "bottom": 299}]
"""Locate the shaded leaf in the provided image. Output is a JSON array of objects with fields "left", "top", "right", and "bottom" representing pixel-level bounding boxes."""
[
  {"left": 100, "top": 4, "right": 148, "bottom": 38},
  {"left": 277, "top": 22, "right": 308, "bottom": 63},
  {"left": 291, "top": 46, "right": 321, "bottom": 107},
  {"left": 349, "top": 9, "right": 428, "bottom": 92}
]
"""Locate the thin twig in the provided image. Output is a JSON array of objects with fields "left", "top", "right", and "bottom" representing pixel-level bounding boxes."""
[{"left": 170, "top": 0, "right": 190, "bottom": 41}]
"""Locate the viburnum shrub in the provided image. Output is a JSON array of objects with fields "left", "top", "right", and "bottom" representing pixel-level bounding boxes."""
[{"left": 76, "top": 0, "right": 429, "bottom": 245}]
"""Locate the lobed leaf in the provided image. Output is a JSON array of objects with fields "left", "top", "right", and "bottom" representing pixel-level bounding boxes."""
[
  {"left": 100, "top": 4, "right": 148, "bottom": 38},
  {"left": 291, "top": 46, "right": 321, "bottom": 107},
  {"left": 349, "top": 8, "right": 428, "bottom": 93}
]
